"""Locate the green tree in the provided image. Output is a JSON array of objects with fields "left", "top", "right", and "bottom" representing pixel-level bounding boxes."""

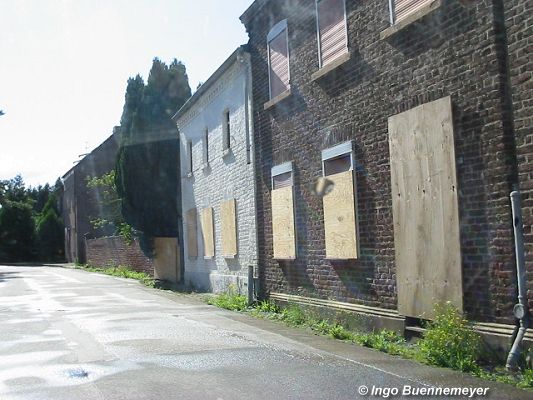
[
  {"left": 0, "top": 201, "right": 36, "bottom": 262},
  {"left": 115, "top": 58, "right": 191, "bottom": 256},
  {"left": 36, "top": 194, "right": 64, "bottom": 261}
]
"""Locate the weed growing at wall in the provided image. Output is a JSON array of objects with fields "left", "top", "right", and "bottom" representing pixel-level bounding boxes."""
[
  {"left": 206, "top": 285, "right": 248, "bottom": 311},
  {"left": 419, "top": 303, "right": 482, "bottom": 372}
]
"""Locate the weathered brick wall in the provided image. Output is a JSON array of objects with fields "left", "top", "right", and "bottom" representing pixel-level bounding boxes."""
[
  {"left": 242, "top": 0, "right": 521, "bottom": 323},
  {"left": 62, "top": 131, "right": 120, "bottom": 263},
  {"left": 86, "top": 236, "right": 154, "bottom": 276},
  {"left": 503, "top": 0, "right": 533, "bottom": 310}
]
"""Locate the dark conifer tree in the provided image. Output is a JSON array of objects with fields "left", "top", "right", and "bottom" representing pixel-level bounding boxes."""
[{"left": 115, "top": 58, "right": 191, "bottom": 257}]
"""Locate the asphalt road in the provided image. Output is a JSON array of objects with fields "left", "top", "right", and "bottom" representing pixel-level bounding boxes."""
[{"left": 0, "top": 264, "right": 530, "bottom": 400}]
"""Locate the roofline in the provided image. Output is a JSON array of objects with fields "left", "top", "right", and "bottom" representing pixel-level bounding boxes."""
[
  {"left": 61, "top": 129, "right": 120, "bottom": 179},
  {"left": 240, "top": 0, "right": 270, "bottom": 25},
  {"left": 171, "top": 45, "right": 250, "bottom": 123}
]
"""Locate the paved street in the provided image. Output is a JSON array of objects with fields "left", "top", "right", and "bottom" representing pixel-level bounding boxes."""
[{"left": 0, "top": 265, "right": 530, "bottom": 400}]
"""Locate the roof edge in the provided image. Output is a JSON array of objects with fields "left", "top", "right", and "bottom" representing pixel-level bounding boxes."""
[{"left": 172, "top": 45, "right": 250, "bottom": 123}]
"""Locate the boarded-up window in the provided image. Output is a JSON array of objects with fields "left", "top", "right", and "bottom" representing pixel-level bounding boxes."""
[
  {"left": 392, "top": 0, "right": 433, "bottom": 24},
  {"left": 272, "top": 186, "right": 296, "bottom": 259},
  {"left": 200, "top": 207, "right": 215, "bottom": 258},
  {"left": 321, "top": 144, "right": 358, "bottom": 259},
  {"left": 317, "top": 0, "right": 347, "bottom": 67},
  {"left": 271, "top": 162, "right": 296, "bottom": 259},
  {"left": 388, "top": 96, "right": 462, "bottom": 319},
  {"left": 268, "top": 20, "right": 289, "bottom": 99},
  {"left": 186, "top": 208, "right": 198, "bottom": 257},
  {"left": 221, "top": 199, "right": 237, "bottom": 257}
]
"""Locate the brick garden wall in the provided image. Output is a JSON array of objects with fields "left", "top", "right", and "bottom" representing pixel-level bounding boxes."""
[
  {"left": 86, "top": 236, "right": 154, "bottom": 276},
  {"left": 242, "top": 0, "right": 524, "bottom": 323}
]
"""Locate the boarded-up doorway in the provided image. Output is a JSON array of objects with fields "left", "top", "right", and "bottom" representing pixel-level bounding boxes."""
[
  {"left": 388, "top": 96, "right": 462, "bottom": 319},
  {"left": 153, "top": 237, "right": 180, "bottom": 283}
]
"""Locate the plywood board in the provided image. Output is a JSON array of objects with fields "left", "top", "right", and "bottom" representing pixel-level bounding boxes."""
[
  {"left": 323, "top": 170, "right": 358, "bottom": 259},
  {"left": 186, "top": 208, "right": 198, "bottom": 257},
  {"left": 271, "top": 186, "right": 296, "bottom": 259},
  {"left": 388, "top": 96, "right": 462, "bottom": 319},
  {"left": 153, "top": 237, "right": 179, "bottom": 282},
  {"left": 221, "top": 199, "right": 237, "bottom": 257},
  {"left": 200, "top": 207, "right": 215, "bottom": 258}
]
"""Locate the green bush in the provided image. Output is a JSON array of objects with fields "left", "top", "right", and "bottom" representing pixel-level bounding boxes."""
[{"left": 419, "top": 303, "right": 481, "bottom": 372}]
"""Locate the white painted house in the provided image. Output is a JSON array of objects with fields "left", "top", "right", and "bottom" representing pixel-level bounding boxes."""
[{"left": 173, "top": 46, "right": 257, "bottom": 294}]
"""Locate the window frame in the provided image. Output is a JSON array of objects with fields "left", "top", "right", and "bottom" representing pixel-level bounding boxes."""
[
  {"left": 321, "top": 140, "right": 354, "bottom": 176},
  {"left": 315, "top": 0, "right": 349, "bottom": 69},
  {"left": 187, "top": 139, "right": 193, "bottom": 175},
  {"left": 203, "top": 127, "right": 209, "bottom": 166},
  {"left": 267, "top": 19, "right": 290, "bottom": 100},
  {"left": 222, "top": 108, "right": 231, "bottom": 151},
  {"left": 271, "top": 161, "right": 294, "bottom": 190}
]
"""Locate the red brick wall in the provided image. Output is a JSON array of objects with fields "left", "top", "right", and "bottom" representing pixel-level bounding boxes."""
[
  {"left": 503, "top": 0, "right": 533, "bottom": 311},
  {"left": 242, "top": 0, "right": 524, "bottom": 323},
  {"left": 86, "top": 236, "right": 154, "bottom": 276}
]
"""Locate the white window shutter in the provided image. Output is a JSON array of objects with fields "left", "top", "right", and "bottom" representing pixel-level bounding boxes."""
[
  {"left": 269, "top": 30, "right": 289, "bottom": 99},
  {"left": 318, "top": 0, "right": 347, "bottom": 67},
  {"left": 394, "top": 0, "right": 433, "bottom": 23}
]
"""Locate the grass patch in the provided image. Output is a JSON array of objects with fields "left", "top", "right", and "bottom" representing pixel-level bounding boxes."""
[
  {"left": 74, "top": 264, "right": 155, "bottom": 287},
  {"left": 206, "top": 285, "right": 248, "bottom": 311}
]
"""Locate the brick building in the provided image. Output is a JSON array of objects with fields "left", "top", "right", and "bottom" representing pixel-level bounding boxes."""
[
  {"left": 173, "top": 46, "right": 257, "bottom": 293},
  {"left": 62, "top": 129, "right": 120, "bottom": 263},
  {"left": 240, "top": 0, "right": 532, "bottom": 333}
]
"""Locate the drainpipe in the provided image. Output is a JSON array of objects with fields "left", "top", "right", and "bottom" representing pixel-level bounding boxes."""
[{"left": 506, "top": 190, "right": 529, "bottom": 371}]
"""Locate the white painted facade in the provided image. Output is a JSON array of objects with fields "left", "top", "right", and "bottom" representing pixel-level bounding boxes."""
[{"left": 174, "top": 47, "right": 257, "bottom": 294}]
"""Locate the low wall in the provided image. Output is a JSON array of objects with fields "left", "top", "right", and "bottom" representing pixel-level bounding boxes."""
[{"left": 86, "top": 236, "right": 153, "bottom": 276}]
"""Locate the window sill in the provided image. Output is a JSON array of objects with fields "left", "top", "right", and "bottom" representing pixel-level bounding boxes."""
[
  {"left": 380, "top": 0, "right": 442, "bottom": 41},
  {"left": 264, "top": 89, "right": 291, "bottom": 110},
  {"left": 310, "top": 52, "right": 351, "bottom": 82},
  {"left": 204, "top": 256, "right": 214, "bottom": 260},
  {"left": 222, "top": 148, "right": 232, "bottom": 159},
  {"left": 202, "top": 162, "right": 210, "bottom": 172},
  {"left": 223, "top": 254, "right": 237, "bottom": 259}
]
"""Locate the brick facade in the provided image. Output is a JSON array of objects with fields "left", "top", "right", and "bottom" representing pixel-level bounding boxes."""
[
  {"left": 241, "top": 0, "right": 531, "bottom": 323},
  {"left": 62, "top": 130, "right": 120, "bottom": 263},
  {"left": 86, "top": 236, "right": 154, "bottom": 276}
]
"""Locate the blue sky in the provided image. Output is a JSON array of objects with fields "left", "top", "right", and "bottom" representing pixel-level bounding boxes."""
[{"left": 0, "top": 0, "right": 253, "bottom": 187}]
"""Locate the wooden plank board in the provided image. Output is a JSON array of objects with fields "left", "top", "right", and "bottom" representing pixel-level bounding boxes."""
[
  {"left": 186, "top": 208, "right": 198, "bottom": 257},
  {"left": 271, "top": 186, "right": 296, "bottom": 259},
  {"left": 388, "top": 96, "right": 462, "bottom": 319},
  {"left": 323, "top": 170, "right": 358, "bottom": 259},
  {"left": 200, "top": 207, "right": 215, "bottom": 258},
  {"left": 221, "top": 199, "right": 237, "bottom": 257},
  {"left": 153, "top": 237, "right": 179, "bottom": 282}
]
